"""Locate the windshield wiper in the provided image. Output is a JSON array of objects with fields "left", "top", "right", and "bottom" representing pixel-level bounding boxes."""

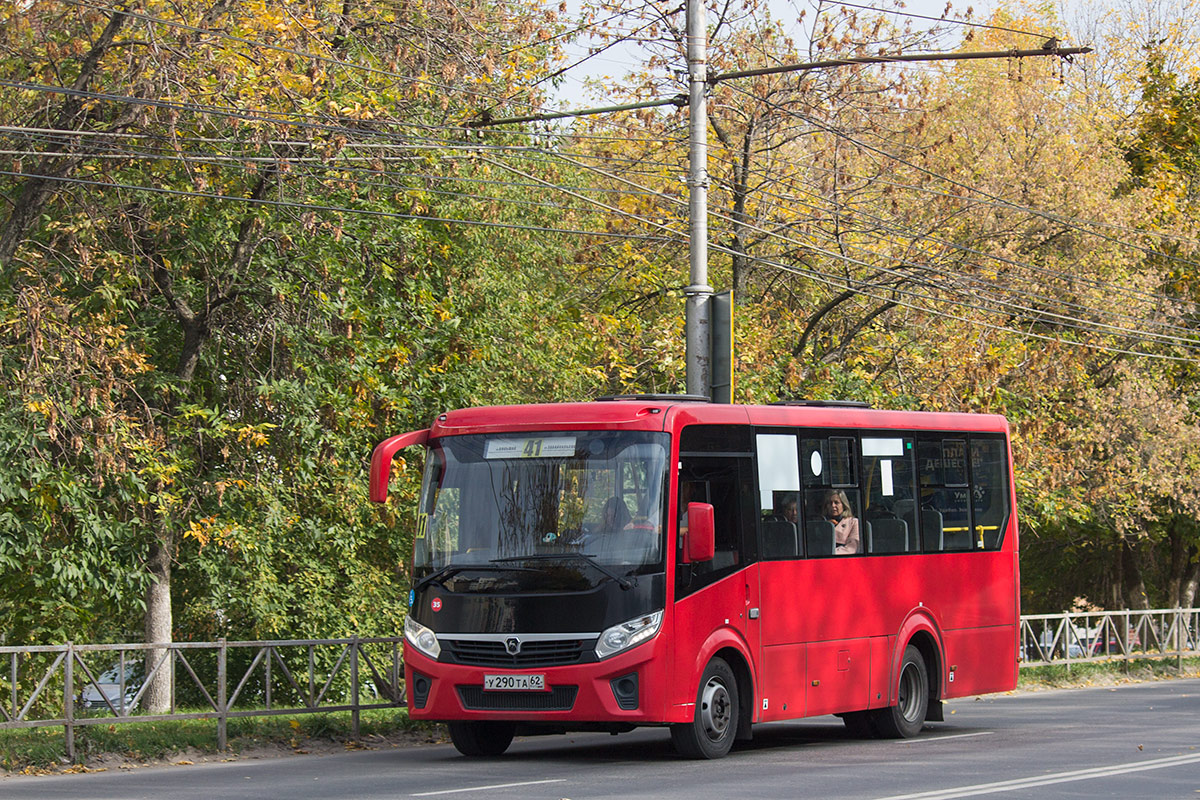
[
  {"left": 412, "top": 564, "right": 466, "bottom": 593},
  {"left": 413, "top": 563, "right": 536, "bottom": 592},
  {"left": 489, "top": 553, "right": 634, "bottom": 590}
]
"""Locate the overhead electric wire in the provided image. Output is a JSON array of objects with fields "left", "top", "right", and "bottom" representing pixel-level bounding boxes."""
[
  {"left": 9, "top": 119, "right": 1196, "bottom": 359},
  {"left": 698, "top": 148, "right": 1200, "bottom": 338},
  {"left": 0, "top": 167, "right": 681, "bottom": 244},
  {"left": 0, "top": 80, "right": 692, "bottom": 167},
  {"left": 0, "top": 117, "right": 687, "bottom": 149},
  {"left": 8, "top": 16, "right": 1196, "bottom": 355},
  {"left": 737, "top": 182, "right": 1200, "bottom": 343},
  {"left": 710, "top": 145, "right": 1200, "bottom": 255},
  {"left": 823, "top": 1, "right": 1055, "bottom": 40},
  {"left": 536, "top": 143, "right": 1200, "bottom": 354},
  {"left": 690, "top": 166, "right": 1200, "bottom": 348},
  {"left": 11, "top": 76, "right": 1189, "bottom": 346},
  {"left": 0, "top": 131, "right": 670, "bottom": 215},
  {"left": 734, "top": 243, "right": 1200, "bottom": 362},
  {"left": 725, "top": 82, "right": 1200, "bottom": 281},
  {"left": 0, "top": 140, "right": 671, "bottom": 200},
  {"left": 694, "top": 190, "right": 1200, "bottom": 351},
  {"left": 49, "top": 0, "right": 694, "bottom": 145}
]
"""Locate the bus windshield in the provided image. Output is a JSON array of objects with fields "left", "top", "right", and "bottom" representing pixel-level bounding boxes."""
[{"left": 413, "top": 431, "right": 669, "bottom": 591}]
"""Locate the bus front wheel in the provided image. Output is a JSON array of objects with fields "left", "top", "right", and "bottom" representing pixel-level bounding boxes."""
[
  {"left": 872, "top": 645, "right": 929, "bottom": 739},
  {"left": 670, "top": 656, "right": 739, "bottom": 759},
  {"left": 447, "top": 721, "right": 516, "bottom": 756}
]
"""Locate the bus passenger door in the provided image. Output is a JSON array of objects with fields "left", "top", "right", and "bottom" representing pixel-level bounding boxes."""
[
  {"left": 672, "top": 432, "right": 759, "bottom": 722},
  {"left": 753, "top": 431, "right": 806, "bottom": 721}
]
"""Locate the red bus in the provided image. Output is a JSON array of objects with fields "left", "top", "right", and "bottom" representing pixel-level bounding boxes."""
[{"left": 370, "top": 396, "right": 1019, "bottom": 758}]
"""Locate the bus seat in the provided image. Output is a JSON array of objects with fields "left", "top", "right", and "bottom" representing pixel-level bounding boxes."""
[
  {"left": 921, "top": 509, "right": 944, "bottom": 550},
  {"left": 761, "top": 520, "right": 798, "bottom": 558},
  {"left": 805, "top": 519, "right": 835, "bottom": 557},
  {"left": 869, "top": 517, "right": 909, "bottom": 553}
]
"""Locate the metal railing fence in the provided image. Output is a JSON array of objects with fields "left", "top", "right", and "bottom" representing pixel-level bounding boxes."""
[
  {"left": 3, "top": 609, "right": 1199, "bottom": 760},
  {"left": 1020, "top": 608, "right": 1200, "bottom": 667},
  {"left": 0, "top": 637, "right": 403, "bottom": 761}
]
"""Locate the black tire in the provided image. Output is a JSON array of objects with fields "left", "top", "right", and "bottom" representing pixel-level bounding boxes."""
[
  {"left": 670, "top": 657, "right": 739, "bottom": 759},
  {"left": 841, "top": 710, "right": 878, "bottom": 738},
  {"left": 447, "top": 721, "right": 516, "bottom": 756},
  {"left": 872, "top": 645, "right": 929, "bottom": 739}
]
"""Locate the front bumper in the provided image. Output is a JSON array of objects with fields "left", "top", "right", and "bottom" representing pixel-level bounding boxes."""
[{"left": 405, "top": 634, "right": 670, "bottom": 723}]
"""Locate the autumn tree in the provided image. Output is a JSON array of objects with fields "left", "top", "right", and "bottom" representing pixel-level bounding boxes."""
[{"left": 0, "top": 0, "right": 586, "bottom": 709}]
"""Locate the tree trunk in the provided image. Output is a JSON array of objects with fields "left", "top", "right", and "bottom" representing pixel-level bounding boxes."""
[
  {"left": 1183, "top": 562, "right": 1200, "bottom": 609},
  {"left": 1166, "top": 516, "right": 1187, "bottom": 608},
  {"left": 131, "top": 174, "right": 270, "bottom": 712},
  {"left": 1121, "top": 535, "right": 1151, "bottom": 610},
  {"left": 143, "top": 534, "right": 174, "bottom": 712}
]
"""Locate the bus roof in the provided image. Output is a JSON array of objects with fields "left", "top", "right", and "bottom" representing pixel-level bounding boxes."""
[{"left": 427, "top": 397, "right": 1010, "bottom": 438}]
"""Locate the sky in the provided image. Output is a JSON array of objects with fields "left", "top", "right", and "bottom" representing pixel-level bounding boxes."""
[{"left": 549, "top": 0, "right": 1008, "bottom": 108}]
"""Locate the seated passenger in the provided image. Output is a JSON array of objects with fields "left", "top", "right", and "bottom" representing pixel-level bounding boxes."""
[
  {"left": 821, "top": 489, "right": 860, "bottom": 555},
  {"left": 780, "top": 497, "right": 798, "bottom": 525},
  {"left": 766, "top": 496, "right": 799, "bottom": 525},
  {"left": 602, "top": 496, "right": 632, "bottom": 531}
]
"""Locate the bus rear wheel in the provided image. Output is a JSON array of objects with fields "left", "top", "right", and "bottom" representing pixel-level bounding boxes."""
[
  {"left": 872, "top": 645, "right": 929, "bottom": 739},
  {"left": 670, "top": 656, "right": 739, "bottom": 759},
  {"left": 447, "top": 721, "right": 516, "bottom": 756}
]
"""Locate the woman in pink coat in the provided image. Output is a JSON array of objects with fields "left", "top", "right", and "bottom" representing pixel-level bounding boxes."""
[{"left": 822, "top": 489, "right": 860, "bottom": 554}]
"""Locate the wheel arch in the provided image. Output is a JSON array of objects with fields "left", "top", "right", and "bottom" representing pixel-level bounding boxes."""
[
  {"left": 713, "top": 645, "right": 755, "bottom": 740},
  {"left": 895, "top": 610, "right": 944, "bottom": 714},
  {"left": 905, "top": 629, "right": 942, "bottom": 716}
]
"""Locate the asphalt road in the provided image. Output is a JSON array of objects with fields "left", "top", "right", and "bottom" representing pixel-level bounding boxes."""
[{"left": 4, "top": 679, "right": 1199, "bottom": 799}]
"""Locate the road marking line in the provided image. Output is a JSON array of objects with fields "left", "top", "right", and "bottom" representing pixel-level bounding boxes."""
[
  {"left": 411, "top": 779, "right": 567, "bottom": 796},
  {"left": 895, "top": 732, "right": 995, "bottom": 744},
  {"left": 874, "top": 752, "right": 1200, "bottom": 800}
]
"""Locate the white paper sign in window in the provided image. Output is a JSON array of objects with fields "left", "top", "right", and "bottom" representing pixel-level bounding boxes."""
[
  {"left": 756, "top": 434, "right": 799, "bottom": 509},
  {"left": 862, "top": 437, "right": 904, "bottom": 457}
]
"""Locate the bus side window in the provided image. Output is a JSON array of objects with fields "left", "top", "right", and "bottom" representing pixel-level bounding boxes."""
[
  {"left": 970, "top": 437, "right": 1011, "bottom": 550},
  {"left": 756, "top": 433, "right": 800, "bottom": 559},
  {"left": 676, "top": 426, "right": 756, "bottom": 599},
  {"left": 862, "top": 437, "right": 916, "bottom": 554},
  {"left": 801, "top": 435, "right": 863, "bottom": 556},
  {"left": 917, "top": 439, "right": 971, "bottom": 552}
]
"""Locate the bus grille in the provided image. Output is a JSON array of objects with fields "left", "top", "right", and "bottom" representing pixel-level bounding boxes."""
[
  {"left": 445, "top": 639, "right": 590, "bottom": 668},
  {"left": 457, "top": 686, "right": 578, "bottom": 711}
]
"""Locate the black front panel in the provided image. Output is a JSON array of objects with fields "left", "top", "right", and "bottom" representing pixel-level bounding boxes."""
[{"left": 411, "top": 572, "right": 665, "bottom": 635}]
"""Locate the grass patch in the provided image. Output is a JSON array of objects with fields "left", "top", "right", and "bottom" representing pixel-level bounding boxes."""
[
  {"left": 1, "top": 708, "right": 440, "bottom": 773},
  {"left": 1018, "top": 655, "right": 1200, "bottom": 690}
]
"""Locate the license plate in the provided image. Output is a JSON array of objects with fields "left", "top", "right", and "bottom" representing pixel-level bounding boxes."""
[{"left": 483, "top": 673, "right": 546, "bottom": 691}]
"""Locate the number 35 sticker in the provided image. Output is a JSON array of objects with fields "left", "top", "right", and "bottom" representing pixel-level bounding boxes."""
[{"left": 431, "top": 597, "right": 443, "bottom": 612}]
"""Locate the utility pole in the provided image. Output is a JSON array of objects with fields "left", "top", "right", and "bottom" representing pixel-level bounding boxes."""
[
  {"left": 684, "top": 0, "right": 712, "bottom": 399},
  {"left": 469, "top": 28, "right": 1091, "bottom": 402}
]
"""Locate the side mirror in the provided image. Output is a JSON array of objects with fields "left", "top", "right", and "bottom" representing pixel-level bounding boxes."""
[
  {"left": 369, "top": 429, "right": 430, "bottom": 502},
  {"left": 683, "top": 502, "right": 715, "bottom": 563}
]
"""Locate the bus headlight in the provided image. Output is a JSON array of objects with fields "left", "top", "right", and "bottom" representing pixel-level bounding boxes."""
[
  {"left": 595, "top": 610, "right": 663, "bottom": 660},
  {"left": 405, "top": 616, "right": 441, "bottom": 660}
]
